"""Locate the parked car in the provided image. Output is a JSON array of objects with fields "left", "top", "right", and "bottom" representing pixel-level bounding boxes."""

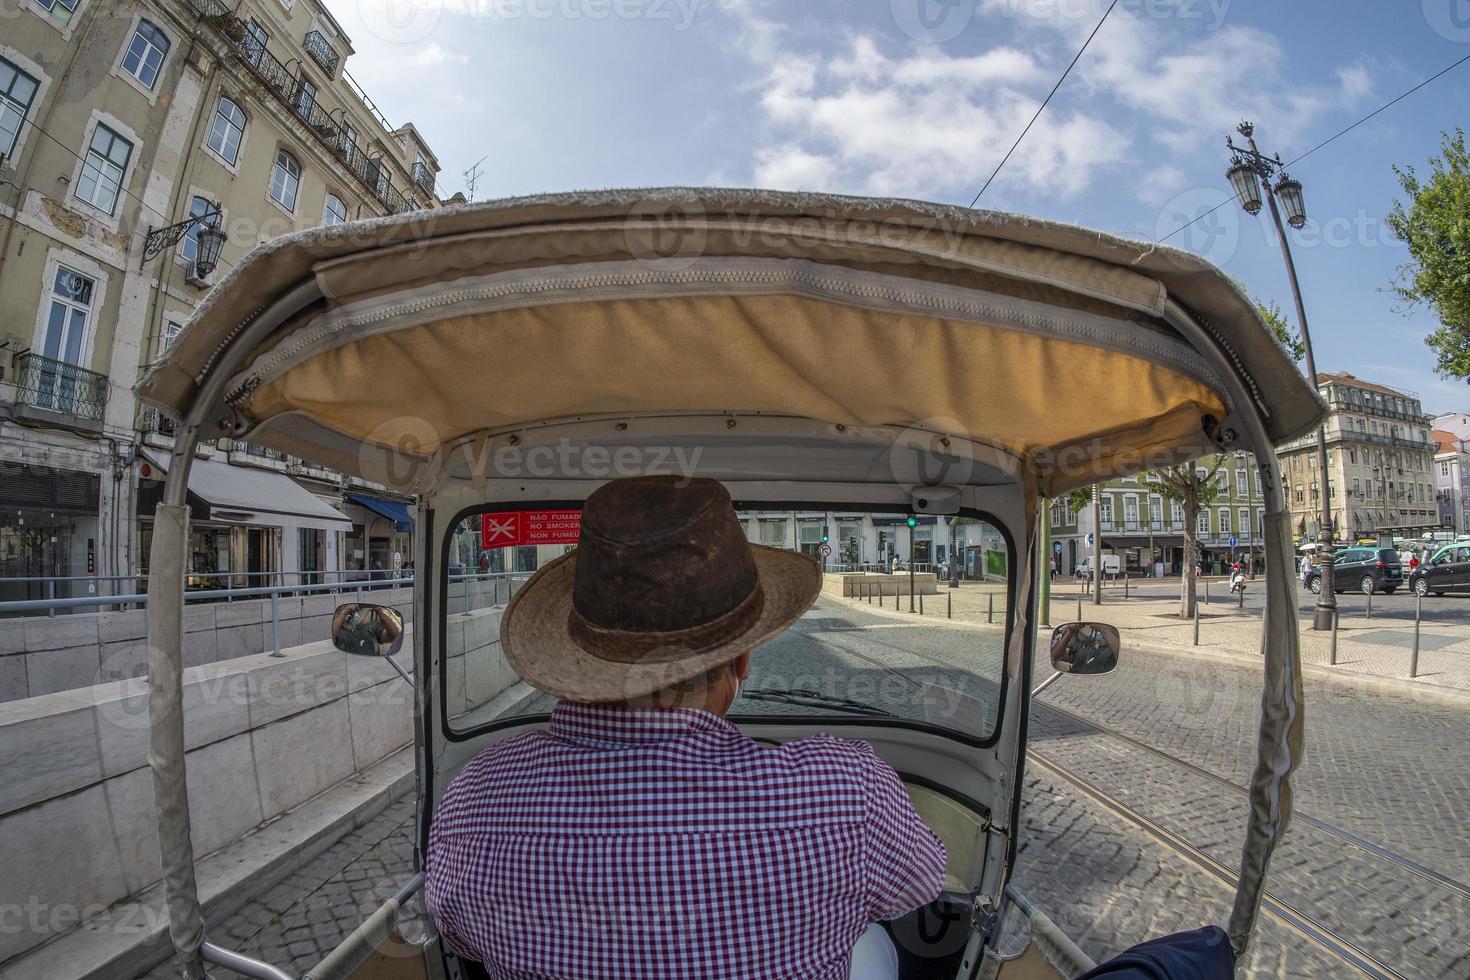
[
  {"left": 1304, "top": 546, "right": 1402, "bottom": 595},
  {"left": 1409, "top": 543, "right": 1470, "bottom": 597}
]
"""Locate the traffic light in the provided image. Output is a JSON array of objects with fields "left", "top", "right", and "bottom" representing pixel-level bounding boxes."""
[
  {"left": 906, "top": 516, "right": 917, "bottom": 528},
  {"left": 821, "top": 532, "right": 829, "bottom": 543}
]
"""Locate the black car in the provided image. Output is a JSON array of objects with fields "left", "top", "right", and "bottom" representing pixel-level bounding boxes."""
[
  {"left": 1409, "top": 543, "right": 1470, "bottom": 597},
  {"left": 1305, "top": 546, "right": 1401, "bottom": 595}
]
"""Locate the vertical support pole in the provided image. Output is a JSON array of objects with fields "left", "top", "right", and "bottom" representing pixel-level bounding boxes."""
[
  {"left": 947, "top": 591, "right": 952, "bottom": 620},
  {"left": 1204, "top": 578, "right": 1210, "bottom": 605},
  {"left": 1124, "top": 572, "right": 1129, "bottom": 599},
  {"left": 1193, "top": 601, "right": 1201, "bottom": 646},
  {"left": 1329, "top": 608, "right": 1339, "bottom": 666},
  {"left": 1038, "top": 498, "right": 1052, "bottom": 628},
  {"left": 269, "top": 591, "right": 283, "bottom": 658},
  {"left": 1410, "top": 593, "right": 1422, "bottom": 679},
  {"left": 1076, "top": 591, "right": 1082, "bottom": 623},
  {"left": 988, "top": 592, "right": 994, "bottom": 624},
  {"left": 48, "top": 579, "right": 55, "bottom": 618},
  {"left": 919, "top": 592, "right": 924, "bottom": 615},
  {"left": 1366, "top": 589, "right": 1372, "bottom": 620}
]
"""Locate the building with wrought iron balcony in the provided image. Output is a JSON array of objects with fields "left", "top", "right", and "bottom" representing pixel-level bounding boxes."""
[{"left": 0, "top": 0, "right": 442, "bottom": 600}]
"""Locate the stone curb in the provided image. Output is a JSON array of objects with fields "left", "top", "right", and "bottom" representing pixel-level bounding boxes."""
[{"left": 821, "top": 592, "right": 1470, "bottom": 708}]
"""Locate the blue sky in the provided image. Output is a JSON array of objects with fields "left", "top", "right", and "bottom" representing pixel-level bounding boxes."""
[{"left": 327, "top": 0, "right": 1470, "bottom": 413}]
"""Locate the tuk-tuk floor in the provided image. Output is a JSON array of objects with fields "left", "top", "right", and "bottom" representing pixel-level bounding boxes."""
[{"left": 139, "top": 792, "right": 422, "bottom": 979}]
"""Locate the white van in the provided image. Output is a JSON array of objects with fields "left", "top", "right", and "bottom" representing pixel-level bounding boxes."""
[{"left": 1077, "top": 554, "right": 1122, "bottom": 578}]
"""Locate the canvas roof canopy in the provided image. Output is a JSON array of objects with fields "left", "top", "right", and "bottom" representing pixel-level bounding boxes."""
[{"left": 136, "top": 189, "right": 1324, "bottom": 496}]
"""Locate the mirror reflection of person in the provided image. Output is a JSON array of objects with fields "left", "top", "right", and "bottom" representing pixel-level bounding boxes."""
[
  {"left": 331, "top": 603, "right": 402, "bottom": 655},
  {"left": 1054, "top": 623, "right": 1112, "bottom": 673},
  {"left": 425, "top": 477, "right": 946, "bottom": 980}
]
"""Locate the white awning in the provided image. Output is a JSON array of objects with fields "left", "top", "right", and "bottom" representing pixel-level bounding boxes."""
[{"left": 142, "top": 451, "right": 352, "bottom": 531}]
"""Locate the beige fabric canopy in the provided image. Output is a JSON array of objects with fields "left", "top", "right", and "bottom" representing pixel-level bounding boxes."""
[{"left": 137, "top": 188, "right": 1323, "bottom": 493}]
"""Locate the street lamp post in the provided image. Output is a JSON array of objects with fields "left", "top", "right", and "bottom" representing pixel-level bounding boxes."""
[{"left": 1226, "top": 121, "right": 1336, "bottom": 630}]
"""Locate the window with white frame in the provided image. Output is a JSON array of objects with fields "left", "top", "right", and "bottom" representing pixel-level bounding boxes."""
[
  {"left": 243, "top": 20, "right": 268, "bottom": 65},
  {"left": 41, "top": 265, "right": 95, "bottom": 366},
  {"left": 1150, "top": 496, "right": 1162, "bottom": 527},
  {"left": 121, "top": 19, "right": 169, "bottom": 88},
  {"left": 323, "top": 193, "right": 347, "bottom": 226},
  {"left": 206, "top": 96, "right": 245, "bottom": 165},
  {"left": 179, "top": 196, "right": 216, "bottom": 265},
  {"left": 0, "top": 58, "right": 39, "bottom": 158},
  {"left": 162, "top": 319, "right": 183, "bottom": 352},
  {"left": 1171, "top": 500, "right": 1185, "bottom": 525},
  {"left": 269, "top": 149, "right": 300, "bottom": 211},
  {"left": 34, "top": 0, "right": 79, "bottom": 27},
  {"left": 1123, "top": 496, "right": 1139, "bottom": 526},
  {"left": 1236, "top": 469, "right": 1247, "bottom": 496},
  {"left": 342, "top": 121, "right": 358, "bottom": 165},
  {"left": 1197, "top": 510, "right": 1211, "bottom": 536},
  {"left": 1239, "top": 508, "right": 1251, "bottom": 537},
  {"left": 75, "top": 123, "right": 132, "bottom": 214},
  {"left": 1219, "top": 509, "right": 1232, "bottom": 536},
  {"left": 1099, "top": 498, "right": 1113, "bottom": 525}
]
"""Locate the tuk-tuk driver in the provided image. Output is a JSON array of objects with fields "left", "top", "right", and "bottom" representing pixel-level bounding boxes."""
[{"left": 425, "top": 476, "right": 947, "bottom": 979}]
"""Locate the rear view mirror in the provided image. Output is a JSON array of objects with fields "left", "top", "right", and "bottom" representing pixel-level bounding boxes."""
[
  {"left": 1049, "top": 622, "right": 1120, "bottom": 676},
  {"left": 332, "top": 603, "right": 405, "bottom": 658}
]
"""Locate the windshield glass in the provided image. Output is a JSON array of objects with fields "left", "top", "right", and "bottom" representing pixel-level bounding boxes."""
[{"left": 442, "top": 504, "right": 1010, "bottom": 742}]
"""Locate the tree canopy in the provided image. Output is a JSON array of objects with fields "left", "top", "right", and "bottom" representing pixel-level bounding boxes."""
[{"left": 1386, "top": 129, "right": 1470, "bottom": 382}]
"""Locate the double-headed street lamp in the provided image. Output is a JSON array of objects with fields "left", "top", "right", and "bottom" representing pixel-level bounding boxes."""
[{"left": 1224, "top": 121, "right": 1335, "bottom": 630}]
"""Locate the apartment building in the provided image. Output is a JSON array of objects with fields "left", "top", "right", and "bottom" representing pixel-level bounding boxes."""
[
  {"left": 0, "top": 0, "right": 441, "bottom": 599},
  {"left": 1054, "top": 453, "right": 1268, "bottom": 576},
  {"left": 1276, "top": 373, "right": 1437, "bottom": 542}
]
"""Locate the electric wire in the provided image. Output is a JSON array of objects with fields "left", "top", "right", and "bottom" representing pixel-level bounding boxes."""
[{"left": 969, "top": 0, "right": 1121, "bottom": 207}]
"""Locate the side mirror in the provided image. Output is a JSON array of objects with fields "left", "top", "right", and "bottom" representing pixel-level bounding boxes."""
[
  {"left": 1049, "top": 622, "right": 1120, "bottom": 676},
  {"left": 331, "top": 603, "right": 405, "bottom": 658}
]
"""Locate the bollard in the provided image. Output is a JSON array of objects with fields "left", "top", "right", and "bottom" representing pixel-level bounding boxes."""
[
  {"left": 1124, "top": 573, "right": 1129, "bottom": 599},
  {"left": 1076, "top": 591, "right": 1083, "bottom": 622},
  {"left": 919, "top": 593, "right": 925, "bottom": 615},
  {"left": 269, "top": 591, "right": 283, "bottom": 657},
  {"left": 356, "top": 584, "right": 364, "bottom": 606},
  {"left": 947, "top": 591, "right": 952, "bottom": 620},
  {"left": 879, "top": 587, "right": 884, "bottom": 609},
  {"left": 1238, "top": 584, "right": 1244, "bottom": 609},
  {"left": 1193, "top": 601, "right": 1201, "bottom": 646},
  {"left": 1365, "top": 588, "right": 1372, "bottom": 620},
  {"left": 1329, "top": 607, "right": 1339, "bottom": 666},
  {"left": 988, "top": 592, "right": 994, "bottom": 624},
  {"left": 1411, "top": 593, "right": 1422, "bottom": 679},
  {"left": 1203, "top": 578, "right": 1210, "bottom": 605},
  {"left": 47, "top": 579, "right": 55, "bottom": 618}
]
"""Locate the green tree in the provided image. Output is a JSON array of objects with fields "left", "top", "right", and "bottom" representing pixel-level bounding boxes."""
[
  {"left": 1256, "top": 300, "right": 1305, "bottom": 363},
  {"left": 1153, "top": 455, "right": 1229, "bottom": 618},
  {"left": 1386, "top": 129, "right": 1470, "bottom": 381}
]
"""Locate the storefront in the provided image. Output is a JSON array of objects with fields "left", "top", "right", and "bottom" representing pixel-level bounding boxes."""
[
  {"left": 136, "top": 452, "right": 350, "bottom": 587},
  {"left": 343, "top": 492, "right": 413, "bottom": 577},
  {"left": 0, "top": 464, "right": 101, "bottom": 604}
]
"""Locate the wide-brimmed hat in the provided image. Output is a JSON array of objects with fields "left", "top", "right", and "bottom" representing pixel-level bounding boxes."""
[{"left": 500, "top": 476, "right": 821, "bottom": 702}]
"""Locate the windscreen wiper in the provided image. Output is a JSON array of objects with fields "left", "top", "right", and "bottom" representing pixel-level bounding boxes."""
[{"left": 738, "top": 687, "right": 893, "bottom": 717}]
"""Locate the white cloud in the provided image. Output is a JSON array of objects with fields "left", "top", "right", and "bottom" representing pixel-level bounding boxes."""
[{"left": 411, "top": 42, "right": 470, "bottom": 66}]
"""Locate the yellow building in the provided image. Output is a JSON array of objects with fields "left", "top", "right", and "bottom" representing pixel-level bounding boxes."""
[
  {"left": 1277, "top": 372, "right": 1438, "bottom": 543},
  {"left": 0, "top": 0, "right": 441, "bottom": 596}
]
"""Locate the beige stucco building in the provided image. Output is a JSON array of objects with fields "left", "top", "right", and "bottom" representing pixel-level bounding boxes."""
[
  {"left": 1277, "top": 372, "right": 1438, "bottom": 542},
  {"left": 0, "top": 0, "right": 441, "bottom": 600}
]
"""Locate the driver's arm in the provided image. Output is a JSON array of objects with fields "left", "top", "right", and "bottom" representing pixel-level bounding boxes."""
[{"left": 858, "top": 742, "right": 948, "bottom": 920}]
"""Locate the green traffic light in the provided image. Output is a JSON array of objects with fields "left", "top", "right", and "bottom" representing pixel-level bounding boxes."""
[{"left": 906, "top": 516, "right": 917, "bottom": 527}]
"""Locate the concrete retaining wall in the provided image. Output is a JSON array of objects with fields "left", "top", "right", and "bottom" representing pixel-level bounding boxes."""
[
  {"left": 0, "top": 630, "right": 444, "bottom": 966},
  {"left": 822, "top": 572, "right": 940, "bottom": 597},
  {"left": 0, "top": 586, "right": 413, "bottom": 704}
]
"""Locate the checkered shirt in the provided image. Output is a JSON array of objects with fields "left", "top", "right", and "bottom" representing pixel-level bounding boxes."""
[{"left": 425, "top": 701, "right": 948, "bottom": 979}]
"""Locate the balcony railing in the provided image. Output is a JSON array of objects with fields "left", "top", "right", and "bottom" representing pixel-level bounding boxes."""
[
  {"left": 182, "top": 0, "right": 414, "bottom": 215},
  {"left": 411, "top": 161, "right": 434, "bottom": 196},
  {"left": 303, "top": 30, "right": 340, "bottom": 75},
  {"left": 15, "top": 353, "right": 107, "bottom": 422}
]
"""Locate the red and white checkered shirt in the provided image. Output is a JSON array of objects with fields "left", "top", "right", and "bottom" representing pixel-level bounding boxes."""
[{"left": 425, "top": 701, "right": 947, "bottom": 979}]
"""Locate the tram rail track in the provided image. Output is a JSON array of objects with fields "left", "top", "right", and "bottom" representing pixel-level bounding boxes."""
[
  {"left": 1033, "top": 697, "right": 1470, "bottom": 904},
  {"left": 1026, "top": 749, "right": 1411, "bottom": 980}
]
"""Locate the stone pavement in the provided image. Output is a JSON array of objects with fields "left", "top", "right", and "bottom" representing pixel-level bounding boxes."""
[
  {"left": 139, "top": 793, "right": 422, "bottom": 980},
  {"left": 852, "top": 577, "right": 1470, "bottom": 695}
]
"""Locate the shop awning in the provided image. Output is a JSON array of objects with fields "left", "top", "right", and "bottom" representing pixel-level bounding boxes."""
[
  {"left": 140, "top": 451, "right": 351, "bottom": 531},
  {"left": 345, "top": 492, "right": 412, "bottom": 533}
]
